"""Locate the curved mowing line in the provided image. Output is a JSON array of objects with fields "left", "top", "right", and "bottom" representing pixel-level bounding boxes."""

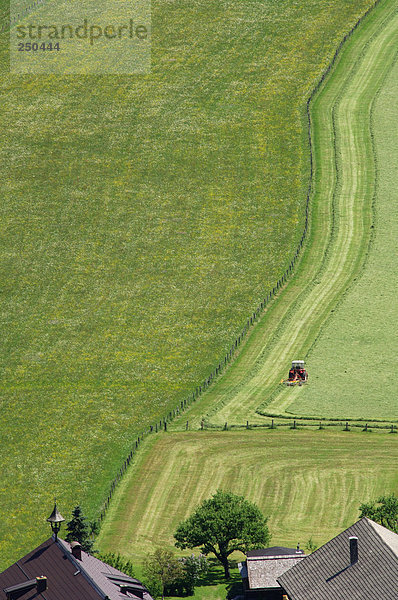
[{"left": 171, "top": 0, "right": 398, "bottom": 429}]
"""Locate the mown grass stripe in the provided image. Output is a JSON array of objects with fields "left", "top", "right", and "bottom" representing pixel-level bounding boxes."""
[{"left": 97, "top": 430, "right": 398, "bottom": 561}]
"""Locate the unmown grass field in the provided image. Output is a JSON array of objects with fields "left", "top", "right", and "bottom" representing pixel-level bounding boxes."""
[{"left": 0, "top": 0, "right": 375, "bottom": 568}]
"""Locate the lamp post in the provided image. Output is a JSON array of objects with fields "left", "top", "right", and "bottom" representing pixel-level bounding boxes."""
[{"left": 47, "top": 501, "right": 65, "bottom": 541}]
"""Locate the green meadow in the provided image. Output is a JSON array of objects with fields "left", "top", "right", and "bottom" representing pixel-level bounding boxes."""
[
  {"left": 97, "top": 430, "right": 398, "bottom": 560},
  {"left": 0, "top": 0, "right": 375, "bottom": 568}
]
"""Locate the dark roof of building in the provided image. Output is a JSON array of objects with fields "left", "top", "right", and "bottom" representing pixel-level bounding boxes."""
[
  {"left": 0, "top": 537, "right": 153, "bottom": 600},
  {"left": 278, "top": 518, "right": 398, "bottom": 600},
  {"left": 247, "top": 547, "right": 304, "bottom": 558}
]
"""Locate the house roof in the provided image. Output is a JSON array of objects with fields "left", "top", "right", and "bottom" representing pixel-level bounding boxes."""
[
  {"left": 278, "top": 518, "right": 398, "bottom": 600},
  {"left": 244, "top": 547, "right": 306, "bottom": 590},
  {"left": 0, "top": 537, "right": 153, "bottom": 600}
]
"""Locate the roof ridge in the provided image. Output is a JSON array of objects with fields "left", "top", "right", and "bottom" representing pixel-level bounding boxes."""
[
  {"left": 365, "top": 518, "right": 398, "bottom": 558},
  {"left": 56, "top": 539, "right": 104, "bottom": 598}
]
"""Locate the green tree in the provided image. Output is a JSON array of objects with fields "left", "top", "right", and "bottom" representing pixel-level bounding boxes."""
[
  {"left": 143, "top": 548, "right": 183, "bottom": 600},
  {"left": 97, "top": 552, "right": 135, "bottom": 578},
  {"left": 359, "top": 493, "right": 398, "bottom": 533},
  {"left": 65, "top": 505, "right": 94, "bottom": 553},
  {"left": 179, "top": 554, "right": 208, "bottom": 595},
  {"left": 174, "top": 489, "right": 270, "bottom": 578}
]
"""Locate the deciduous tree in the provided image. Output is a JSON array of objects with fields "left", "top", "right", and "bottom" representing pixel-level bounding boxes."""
[
  {"left": 143, "top": 548, "right": 183, "bottom": 600},
  {"left": 97, "top": 552, "right": 135, "bottom": 578},
  {"left": 359, "top": 493, "right": 398, "bottom": 533},
  {"left": 174, "top": 489, "right": 270, "bottom": 578}
]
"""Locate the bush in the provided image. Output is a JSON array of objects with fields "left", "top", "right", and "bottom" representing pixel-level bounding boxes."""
[
  {"left": 165, "top": 554, "right": 208, "bottom": 596},
  {"left": 97, "top": 551, "right": 135, "bottom": 578}
]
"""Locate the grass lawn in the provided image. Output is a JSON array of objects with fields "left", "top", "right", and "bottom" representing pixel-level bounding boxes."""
[
  {"left": 0, "top": 0, "right": 375, "bottom": 568},
  {"left": 288, "top": 24, "right": 398, "bottom": 420},
  {"left": 97, "top": 430, "right": 398, "bottom": 568}
]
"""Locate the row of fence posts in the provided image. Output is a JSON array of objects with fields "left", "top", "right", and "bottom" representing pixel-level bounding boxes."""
[
  {"left": 98, "top": 0, "right": 383, "bottom": 526},
  {"left": 217, "top": 420, "right": 397, "bottom": 433}
]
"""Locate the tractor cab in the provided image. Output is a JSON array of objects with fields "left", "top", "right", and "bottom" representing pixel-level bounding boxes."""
[
  {"left": 286, "top": 360, "right": 308, "bottom": 385},
  {"left": 292, "top": 360, "right": 305, "bottom": 371}
]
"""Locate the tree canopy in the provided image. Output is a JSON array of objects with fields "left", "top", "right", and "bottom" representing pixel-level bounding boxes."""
[
  {"left": 65, "top": 505, "right": 94, "bottom": 553},
  {"left": 359, "top": 493, "right": 398, "bottom": 533},
  {"left": 143, "top": 548, "right": 183, "bottom": 599},
  {"left": 174, "top": 489, "right": 270, "bottom": 578}
]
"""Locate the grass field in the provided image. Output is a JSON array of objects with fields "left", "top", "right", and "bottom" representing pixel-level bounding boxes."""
[
  {"left": 0, "top": 0, "right": 376, "bottom": 568},
  {"left": 97, "top": 430, "right": 398, "bottom": 564},
  {"left": 170, "top": 0, "right": 398, "bottom": 428},
  {"left": 288, "top": 31, "right": 398, "bottom": 419},
  {"left": 94, "top": 5, "right": 398, "bottom": 597}
]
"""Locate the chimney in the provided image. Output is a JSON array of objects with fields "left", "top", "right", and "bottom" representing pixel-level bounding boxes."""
[
  {"left": 5, "top": 577, "right": 47, "bottom": 599},
  {"left": 70, "top": 541, "right": 82, "bottom": 561},
  {"left": 349, "top": 536, "right": 358, "bottom": 564},
  {"left": 36, "top": 576, "right": 47, "bottom": 593}
]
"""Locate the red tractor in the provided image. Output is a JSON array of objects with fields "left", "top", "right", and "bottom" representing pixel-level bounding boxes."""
[{"left": 284, "top": 360, "right": 308, "bottom": 386}]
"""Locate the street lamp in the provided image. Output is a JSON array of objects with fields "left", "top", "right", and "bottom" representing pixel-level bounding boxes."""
[{"left": 47, "top": 501, "right": 65, "bottom": 541}]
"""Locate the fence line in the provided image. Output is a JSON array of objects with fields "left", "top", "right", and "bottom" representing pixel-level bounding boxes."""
[{"left": 203, "top": 420, "right": 397, "bottom": 433}]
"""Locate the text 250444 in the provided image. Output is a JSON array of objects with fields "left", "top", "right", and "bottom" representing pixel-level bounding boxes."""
[{"left": 18, "top": 42, "right": 60, "bottom": 51}]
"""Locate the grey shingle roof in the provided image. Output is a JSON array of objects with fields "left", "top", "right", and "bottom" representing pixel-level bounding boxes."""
[
  {"left": 245, "top": 548, "right": 306, "bottom": 590},
  {"left": 278, "top": 518, "right": 398, "bottom": 600}
]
